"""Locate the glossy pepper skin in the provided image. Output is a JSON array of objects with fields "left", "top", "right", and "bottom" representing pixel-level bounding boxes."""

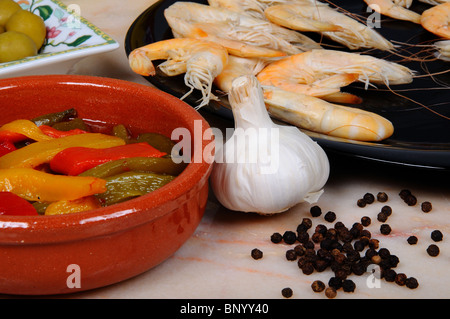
[
  {"left": 0, "top": 191, "right": 38, "bottom": 216},
  {"left": 38, "top": 125, "right": 87, "bottom": 138},
  {"left": 0, "top": 168, "right": 106, "bottom": 202},
  {"left": 0, "top": 119, "right": 53, "bottom": 143},
  {"left": 0, "top": 133, "right": 125, "bottom": 169},
  {"left": 0, "top": 140, "right": 16, "bottom": 157},
  {"left": 50, "top": 142, "right": 167, "bottom": 176},
  {"left": 96, "top": 171, "right": 175, "bottom": 206},
  {"left": 79, "top": 156, "right": 187, "bottom": 179},
  {"left": 44, "top": 196, "right": 102, "bottom": 216}
]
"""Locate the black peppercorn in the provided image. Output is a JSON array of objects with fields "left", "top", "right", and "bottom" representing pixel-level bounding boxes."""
[
  {"left": 361, "top": 216, "right": 371, "bottom": 227},
  {"left": 297, "top": 231, "right": 310, "bottom": 244},
  {"left": 342, "top": 279, "right": 356, "bottom": 293},
  {"left": 407, "top": 235, "right": 418, "bottom": 245},
  {"left": 353, "top": 240, "right": 365, "bottom": 252},
  {"left": 281, "top": 287, "right": 293, "bottom": 298},
  {"left": 270, "top": 232, "right": 283, "bottom": 243},
  {"left": 363, "top": 193, "right": 375, "bottom": 204},
  {"left": 395, "top": 273, "right": 407, "bottom": 286},
  {"left": 301, "top": 262, "right": 315, "bottom": 275},
  {"left": 399, "top": 189, "right": 411, "bottom": 200},
  {"left": 304, "top": 240, "right": 315, "bottom": 250},
  {"left": 377, "top": 192, "right": 388, "bottom": 202},
  {"left": 324, "top": 211, "right": 336, "bottom": 222},
  {"left": 387, "top": 254, "right": 400, "bottom": 268},
  {"left": 383, "top": 269, "right": 396, "bottom": 282},
  {"left": 315, "top": 224, "right": 327, "bottom": 235},
  {"left": 251, "top": 248, "right": 263, "bottom": 260},
  {"left": 380, "top": 224, "right": 392, "bottom": 235},
  {"left": 328, "top": 276, "right": 343, "bottom": 290},
  {"left": 431, "top": 230, "right": 443, "bottom": 242},
  {"left": 381, "top": 205, "right": 392, "bottom": 216},
  {"left": 310, "top": 205, "right": 322, "bottom": 217},
  {"left": 377, "top": 212, "right": 388, "bottom": 222},
  {"left": 378, "top": 248, "right": 391, "bottom": 259},
  {"left": 346, "top": 250, "right": 360, "bottom": 262},
  {"left": 314, "top": 259, "right": 329, "bottom": 272},
  {"left": 286, "top": 249, "right": 297, "bottom": 261},
  {"left": 311, "top": 280, "right": 325, "bottom": 293},
  {"left": 311, "top": 232, "right": 324, "bottom": 243},
  {"left": 323, "top": 287, "right": 336, "bottom": 299},
  {"left": 357, "top": 198, "right": 366, "bottom": 207},
  {"left": 404, "top": 194, "right": 417, "bottom": 206},
  {"left": 371, "top": 255, "right": 381, "bottom": 264},
  {"left": 294, "top": 244, "right": 306, "bottom": 256},
  {"left": 302, "top": 217, "right": 313, "bottom": 229},
  {"left": 334, "top": 221, "right": 346, "bottom": 229},
  {"left": 369, "top": 238, "right": 380, "bottom": 250},
  {"left": 427, "top": 244, "right": 440, "bottom": 257},
  {"left": 352, "top": 261, "right": 367, "bottom": 276},
  {"left": 405, "top": 277, "right": 419, "bottom": 289},
  {"left": 421, "top": 201, "right": 432, "bottom": 213},
  {"left": 361, "top": 230, "right": 371, "bottom": 239},
  {"left": 365, "top": 248, "right": 377, "bottom": 259},
  {"left": 283, "top": 231, "right": 297, "bottom": 245}
]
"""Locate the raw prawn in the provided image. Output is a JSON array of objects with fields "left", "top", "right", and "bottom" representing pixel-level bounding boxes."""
[
  {"left": 256, "top": 49, "right": 414, "bottom": 104},
  {"left": 262, "top": 86, "right": 394, "bottom": 142},
  {"left": 421, "top": 3, "right": 450, "bottom": 39},
  {"left": 128, "top": 38, "right": 228, "bottom": 109},
  {"left": 164, "top": 2, "right": 322, "bottom": 56},
  {"left": 264, "top": 1, "right": 394, "bottom": 51},
  {"left": 364, "top": 0, "right": 421, "bottom": 24}
]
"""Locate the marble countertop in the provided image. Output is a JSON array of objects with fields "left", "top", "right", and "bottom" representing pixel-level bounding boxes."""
[{"left": 7, "top": 0, "right": 450, "bottom": 299}]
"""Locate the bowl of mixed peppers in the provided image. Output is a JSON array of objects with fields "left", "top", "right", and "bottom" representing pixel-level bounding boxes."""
[{"left": 0, "top": 75, "right": 213, "bottom": 295}]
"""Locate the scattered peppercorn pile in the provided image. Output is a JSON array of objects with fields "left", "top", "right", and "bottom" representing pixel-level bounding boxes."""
[{"left": 250, "top": 189, "right": 443, "bottom": 299}]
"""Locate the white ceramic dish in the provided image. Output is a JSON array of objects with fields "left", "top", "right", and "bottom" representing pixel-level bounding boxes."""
[{"left": 0, "top": 0, "right": 119, "bottom": 78}]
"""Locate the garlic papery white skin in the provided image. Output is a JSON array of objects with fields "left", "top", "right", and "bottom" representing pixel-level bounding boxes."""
[{"left": 210, "top": 75, "right": 330, "bottom": 215}]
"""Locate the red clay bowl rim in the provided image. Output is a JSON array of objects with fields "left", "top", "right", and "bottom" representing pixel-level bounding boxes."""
[{"left": 0, "top": 75, "right": 213, "bottom": 244}]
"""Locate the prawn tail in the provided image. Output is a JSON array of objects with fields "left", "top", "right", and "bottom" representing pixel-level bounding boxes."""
[{"left": 128, "top": 49, "right": 157, "bottom": 77}]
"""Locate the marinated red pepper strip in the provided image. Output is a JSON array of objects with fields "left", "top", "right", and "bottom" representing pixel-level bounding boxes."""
[
  {"left": 0, "top": 192, "right": 38, "bottom": 216},
  {"left": 0, "top": 133, "right": 125, "bottom": 169},
  {"left": 50, "top": 142, "right": 167, "bottom": 175},
  {"left": 38, "top": 125, "right": 87, "bottom": 138},
  {"left": 0, "top": 140, "right": 16, "bottom": 157}
]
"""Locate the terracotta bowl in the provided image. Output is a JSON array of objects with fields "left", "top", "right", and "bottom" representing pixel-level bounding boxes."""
[{"left": 0, "top": 75, "right": 213, "bottom": 295}]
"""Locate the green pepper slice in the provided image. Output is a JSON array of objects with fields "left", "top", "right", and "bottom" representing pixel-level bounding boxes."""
[
  {"left": 31, "top": 108, "right": 77, "bottom": 127},
  {"left": 97, "top": 171, "right": 175, "bottom": 206},
  {"left": 136, "top": 132, "right": 175, "bottom": 154},
  {"left": 51, "top": 118, "right": 89, "bottom": 132},
  {"left": 79, "top": 156, "right": 187, "bottom": 179}
]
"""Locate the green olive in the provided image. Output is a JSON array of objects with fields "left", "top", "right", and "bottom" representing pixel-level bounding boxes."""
[
  {"left": 6, "top": 9, "right": 46, "bottom": 49},
  {"left": 0, "top": 0, "right": 21, "bottom": 26},
  {"left": 0, "top": 31, "right": 37, "bottom": 63}
]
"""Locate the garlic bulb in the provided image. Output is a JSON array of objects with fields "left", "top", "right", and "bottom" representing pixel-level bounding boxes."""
[{"left": 210, "top": 75, "right": 330, "bottom": 215}]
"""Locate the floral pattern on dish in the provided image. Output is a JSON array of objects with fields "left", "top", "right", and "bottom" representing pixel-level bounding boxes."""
[{"left": 0, "top": 0, "right": 118, "bottom": 71}]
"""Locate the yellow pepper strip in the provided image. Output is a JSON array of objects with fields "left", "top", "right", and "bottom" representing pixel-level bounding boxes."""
[
  {"left": 0, "top": 133, "right": 125, "bottom": 169},
  {"left": 0, "top": 168, "right": 106, "bottom": 202},
  {"left": 0, "top": 119, "right": 53, "bottom": 142},
  {"left": 45, "top": 196, "right": 102, "bottom": 216}
]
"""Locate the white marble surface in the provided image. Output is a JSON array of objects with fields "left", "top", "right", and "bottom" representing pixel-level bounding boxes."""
[{"left": 5, "top": 0, "right": 449, "bottom": 299}]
